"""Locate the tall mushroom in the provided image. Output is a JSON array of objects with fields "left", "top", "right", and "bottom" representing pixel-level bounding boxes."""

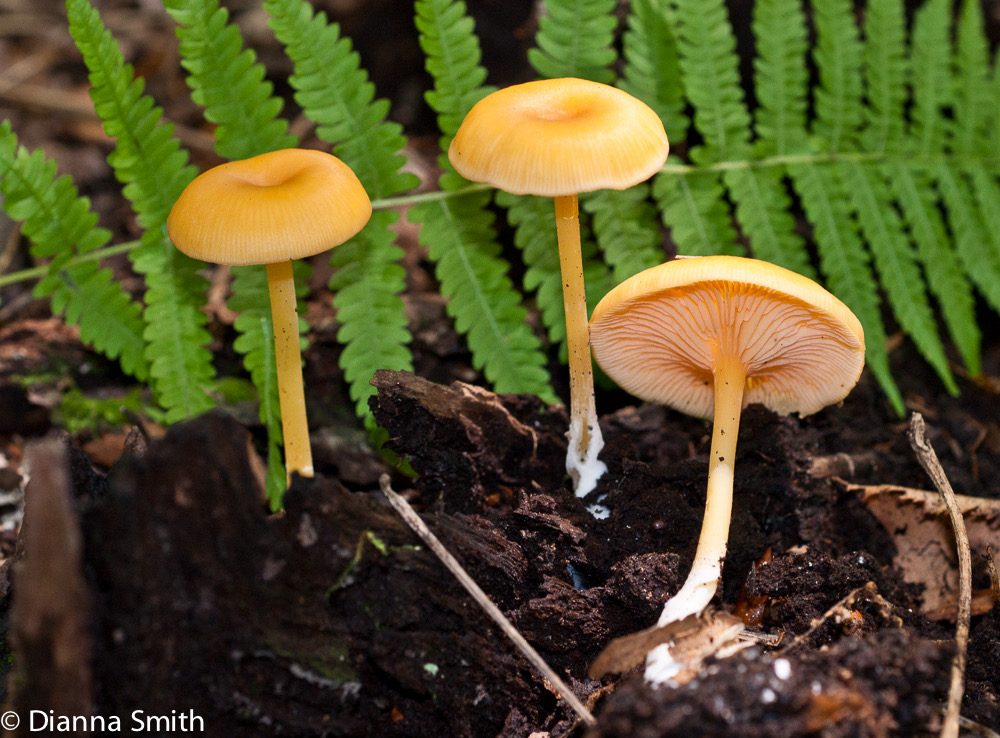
[
  {"left": 588, "top": 255, "right": 864, "bottom": 680},
  {"left": 167, "top": 148, "right": 371, "bottom": 483},
  {"left": 448, "top": 77, "right": 670, "bottom": 497}
]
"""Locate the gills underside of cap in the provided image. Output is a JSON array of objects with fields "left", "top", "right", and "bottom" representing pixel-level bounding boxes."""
[{"left": 589, "top": 256, "right": 866, "bottom": 419}]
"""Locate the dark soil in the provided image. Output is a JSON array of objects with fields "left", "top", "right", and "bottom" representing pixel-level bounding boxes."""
[{"left": 0, "top": 345, "right": 998, "bottom": 736}]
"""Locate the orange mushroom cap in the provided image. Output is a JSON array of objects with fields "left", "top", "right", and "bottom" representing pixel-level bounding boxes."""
[
  {"left": 448, "top": 78, "right": 669, "bottom": 196},
  {"left": 589, "top": 256, "right": 866, "bottom": 418},
  {"left": 167, "top": 148, "right": 372, "bottom": 266}
]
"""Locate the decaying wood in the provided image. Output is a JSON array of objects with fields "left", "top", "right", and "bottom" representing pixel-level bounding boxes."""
[
  {"left": 4, "top": 438, "right": 91, "bottom": 728},
  {"left": 370, "top": 369, "right": 569, "bottom": 512}
]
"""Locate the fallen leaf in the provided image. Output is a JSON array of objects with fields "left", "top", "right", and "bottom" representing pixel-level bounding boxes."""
[{"left": 844, "top": 481, "right": 1000, "bottom": 616}]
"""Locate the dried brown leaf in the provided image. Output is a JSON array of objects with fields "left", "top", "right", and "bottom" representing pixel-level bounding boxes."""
[{"left": 844, "top": 481, "right": 1000, "bottom": 616}]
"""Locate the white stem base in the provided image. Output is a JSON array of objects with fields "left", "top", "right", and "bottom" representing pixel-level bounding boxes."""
[
  {"left": 656, "top": 558, "right": 722, "bottom": 627},
  {"left": 566, "top": 406, "right": 607, "bottom": 498},
  {"left": 644, "top": 642, "right": 686, "bottom": 686}
]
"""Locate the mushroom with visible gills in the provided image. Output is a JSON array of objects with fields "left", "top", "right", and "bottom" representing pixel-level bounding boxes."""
[
  {"left": 167, "top": 148, "right": 372, "bottom": 484},
  {"left": 588, "top": 255, "right": 865, "bottom": 682},
  {"left": 448, "top": 78, "right": 670, "bottom": 497}
]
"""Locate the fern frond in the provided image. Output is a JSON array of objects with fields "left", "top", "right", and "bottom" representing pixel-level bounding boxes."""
[
  {"left": 788, "top": 162, "right": 902, "bottom": 413},
  {"left": 527, "top": 0, "right": 617, "bottom": 84},
  {"left": 66, "top": 0, "right": 215, "bottom": 420},
  {"left": 850, "top": 0, "right": 954, "bottom": 392},
  {"left": 681, "top": 0, "right": 812, "bottom": 277},
  {"left": 751, "top": 0, "right": 809, "bottom": 156},
  {"left": 264, "top": 0, "right": 416, "bottom": 200},
  {"left": 672, "top": 0, "right": 751, "bottom": 162},
  {"left": 412, "top": 192, "right": 556, "bottom": 401},
  {"left": 894, "top": 0, "right": 980, "bottom": 375},
  {"left": 966, "top": 164, "right": 1000, "bottom": 290},
  {"left": 937, "top": 163, "right": 1000, "bottom": 316},
  {"left": 671, "top": 0, "right": 812, "bottom": 275},
  {"left": 264, "top": 0, "right": 417, "bottom": 422},
  {"left": 134, "top": 239, "right": 217, "bottom": 422},
  {"left": 620, "top": 0, "right": 688, "bottom": 134},
  {"left": 909, "top": 0, "right": 953, "bottom": 155},
  {"left": 415, "top": 0, "right": 491, "bottom": 141},
  {"left": 653, "top": 168, "right": 742, "bottom": 257},
  {"left": 723, "top": 167, "right": 814, "bottom": 277},
  {"left": 837, "top": 159, "right": 957, "bottom": 393},
  {"left": 329, "top": 214, "right": 415, "bottom": 418},
  {"left": 163, "top": 0, "right": 296, "bottom": 159},
  {"left": 889, "top": 161, "right": 980, "bottom": 374},
  {"left": 640, "top": 0, "right": 742, "bottom": 260},
  {"left": 953, "top": 0, "right": 991, "bottom": 157},
  {"left": 622, "top": 0, "right": 740, "bottom": 266},
  {"left": 0, "top": 122, "right": 148, "bottom": 379},
  {"left": 582, "top": 187, "right": 663, "bottom": 283},
  {"left": 671, "top": 0, "right": 811, "bottom": 274},
  {"left": 861, "top": 0, "right": 907, "bottom": 153},
  {"left": 414, "top": 0, "right": 554, "bottom": 402},
  {"left": 811, "top": 0, "right": 864, "bottom": 152},
  {"left": 991, "top": 42, "right": 1000, "bottom": 155}
]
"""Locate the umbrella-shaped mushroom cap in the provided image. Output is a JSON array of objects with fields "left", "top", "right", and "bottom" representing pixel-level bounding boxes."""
[
  {"left": 589, "top": 256, "right": 866, "bottom": 419},
  {"left": 448, "top": 78, "right": 669, "bottom": 197},
  {"left": 167, "top": 148, "right": 372, "bottom": 266}
]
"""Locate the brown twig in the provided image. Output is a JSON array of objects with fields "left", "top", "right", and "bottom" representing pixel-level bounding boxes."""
[
  {"left": 378, "top": 474, "right": 597, "bottom": 727},
  {"left": 907, "top": 413, "right": 972, "bottom": 738}
]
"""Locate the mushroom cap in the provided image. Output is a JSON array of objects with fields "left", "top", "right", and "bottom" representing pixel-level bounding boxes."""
[
  {"left": 167, "top": 148, "right": 372, "bottom": 266},
  {"left": 589, "top": 256, "right": 866, "bottom": 418},
  {"left": 448, "top": 78, "right": 669, "bottom": 197}
]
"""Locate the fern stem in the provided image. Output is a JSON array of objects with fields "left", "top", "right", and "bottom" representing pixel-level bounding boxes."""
[
  {"left": 0, "top": 240, "right": 138, "bottom": 288},
  {"left": 369, "top": 183, "right": 491, "bottom": 210},
  {"left": 555, "top": 193, "right": 605, "bottom": 497},
  {"left": 266, "top": 259, "right": 313, "bottom": 482}
]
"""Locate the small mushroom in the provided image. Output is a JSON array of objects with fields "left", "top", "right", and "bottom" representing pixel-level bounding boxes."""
[
  {"left": 448, "top": 77, "right": 670, "bottom": 497},
  {"left": 167, "top": 148, "right": 371, "bottom": 483},
  {"left": 588, "top": 255, "right": 864, "bottom": 678}
]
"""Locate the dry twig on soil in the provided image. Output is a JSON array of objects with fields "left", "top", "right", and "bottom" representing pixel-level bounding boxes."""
[{"left": 907, "top": 413, "right": 973, "bottom": 738}]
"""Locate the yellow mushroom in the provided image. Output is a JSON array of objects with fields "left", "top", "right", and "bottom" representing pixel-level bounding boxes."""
[
  {"left": 449, "top": 78, "right": 669, "bottom": 497},
  {"left": 167, "top": 148, "right": 372, "bottom": 483},
  {"left": 588, "top": 255, "right": 865, "bottom": 682}
]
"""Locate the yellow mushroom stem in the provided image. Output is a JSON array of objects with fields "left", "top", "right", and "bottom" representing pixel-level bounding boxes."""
[
  {"left": 266, "top": 260, "right": 314, "bottom": 483},
  {"left": 554, "top": 194, "right": 606, "bottom": 497},
  {"left": 656, "top": 352, "right": 746, "bottom": 626}
]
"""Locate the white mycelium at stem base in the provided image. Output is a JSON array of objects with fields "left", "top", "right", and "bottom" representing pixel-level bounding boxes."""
[{"left": 555, "top": 194, "right": 606, "bottom": 496}]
